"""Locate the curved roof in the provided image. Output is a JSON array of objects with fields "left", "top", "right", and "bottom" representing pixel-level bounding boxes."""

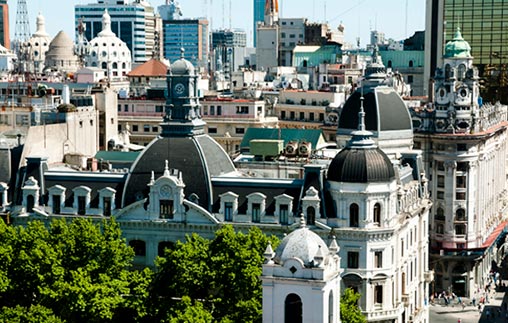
[
  {"left": 48, "top": 31, "right": 74, "bottom": 53},
  {"left": 338, "top": 89, "right": 412, "bottom": 133},
  {"left": 122, "top": 134, "right": 235, "bottom": 209},
  {"left": 171, "top": 56, "right": 195, "bottom": 75},
  {"left": 327, "top": 146, "right": 395, "bottom": 183},
  {"left": 273, "top": 224, "right": 328, "bottom": 267},
  {"left": 444, "top": 28, "right": 472, "bottom": 58}
]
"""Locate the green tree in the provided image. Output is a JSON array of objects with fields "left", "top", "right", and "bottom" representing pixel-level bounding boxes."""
[
  {"left": 340, "top": 288, "right": 367, "bottom": 323},
  {"left": 0, "top": 304, "right": 64, "bottom": 323},
  {"left": 0, "top": 218, "right": 151, "bottom": 323},
  {"left": 150, "top": 225, "right": 279, "bottom": 323}
]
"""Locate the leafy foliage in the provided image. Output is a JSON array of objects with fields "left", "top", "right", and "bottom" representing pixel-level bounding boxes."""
[
  {"left": 340, "top": 288, "right": 367, "bottom": 323},
  {"left": 150, "top": 225, "right": 279, "bottom": 323},
  {"left": 0, "top": 218, "right": 150, "bottom": 323}
]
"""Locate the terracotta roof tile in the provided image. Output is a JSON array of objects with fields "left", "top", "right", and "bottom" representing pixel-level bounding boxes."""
[{"left": 127, "top": 59, "right": 168, "bottom": 77}]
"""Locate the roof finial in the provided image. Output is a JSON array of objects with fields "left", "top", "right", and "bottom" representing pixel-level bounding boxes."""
[
  {"left": 149, "top": 171, "right": 155, "bottom": 185},
  {"left": 180, "top": 47, "right": 185, "bottom": 59},
  {"left": 263, "top": 241, "right": 275, "bottom": 264},
  {"left": 164, "top": 160, "right": 170, "bottom": 176},
  {"left": 358, "top": 88, "right": 366, "bottom": 132}
]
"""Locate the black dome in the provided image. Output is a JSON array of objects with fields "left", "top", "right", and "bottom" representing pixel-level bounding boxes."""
[
  {"left": 327, "top": 146, "right": 395, "bottom": 183},
  {"left": 338, "top": 89, "right": 412, "bottom": 132},
  {"left": 122, "top": 134, "right": 235, "bottom": 209}
]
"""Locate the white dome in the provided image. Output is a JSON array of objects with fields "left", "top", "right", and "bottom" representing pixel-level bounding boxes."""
[
  {"left": 85, "top": 9, "right": 131, "bottom": 79},
  {"left": 273, "top": 222, "right": 329, "bottom": 267}
]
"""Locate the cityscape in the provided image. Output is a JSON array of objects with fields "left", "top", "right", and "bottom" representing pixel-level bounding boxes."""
[{"left": 0, "top": 0, "right": 507, "bottom": 322}]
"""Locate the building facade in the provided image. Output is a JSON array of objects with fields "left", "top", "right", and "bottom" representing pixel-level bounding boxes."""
[
  {"left": 75, "top": 0, "right": 157, "bottom": 63},
  {"left": 0, "top": 0, "right": 9, "bottom": 49},
  {"left": 411, "top": 28, "right": 508, "bottom": 297}
]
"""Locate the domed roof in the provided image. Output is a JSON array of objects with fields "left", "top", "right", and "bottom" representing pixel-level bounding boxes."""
[
  {"left": 330, "top": 99, "right": 395, "bottom": 183},
  {"left": 328, "top": 146, "right": 395, "bottom": 183},
  {"left": 32, "top": 13, "right": 50, "bottom": 38},
  {"left": 338, "top": 89, "right": 412, "bottom": 133},
  {"left": 171, "top": 49, "right": 195, "bottom": 75},
  {"left": 273, "top": 221, "right": 329, "bottom": 267},
  {"left": 122, "top": 134, "right": 236, "bottom": 208},
  {"left": 444, "top": 27, "right": 471, "bottom": 58},
  {"left": 48, "top": 31, "right": 74, "bottom": 51}
]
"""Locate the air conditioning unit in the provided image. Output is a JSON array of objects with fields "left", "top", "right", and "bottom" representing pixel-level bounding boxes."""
[
  {"left": 285, "top": 141, "right": 298, "bottom": 157},
  {"left": 298, "top": 141, "right": 312, "bottom": 157}
]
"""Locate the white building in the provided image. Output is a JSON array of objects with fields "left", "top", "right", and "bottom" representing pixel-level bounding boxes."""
[
  {"left": 26, "top": 13, "right": 51, "bottom": 74},
  {"left": 85, "top": 10, "right": 132, "bottom": 81}
]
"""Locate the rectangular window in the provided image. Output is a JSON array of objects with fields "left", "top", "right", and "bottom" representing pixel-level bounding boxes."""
[
  {"left": 456, "top": 176, "right": 466, "bottom": 188},
  {"left": 280, "top": 204, "right": 289, "bottom": 224},
  {"left": 124, "top": 104, "right": 129, "bottom": 112},
  {"left": 210, "top": 106, "right": 215, "bottom": 115},
  {"left": 152, "top": 126, "right": 159, "bottom": 133},
  {"left": 103, "top": 197, "right": 111, "bottom": 216},
  {"left": 203, "top": 106, "right": 208, "bottom": 115},
  {"left": 281, "top": 111, "right": 286, "bottom": 119},
  {"left": 375, "top": 251, "right": 383, "bottom": 268},
  {"left": 437, "top": 161, "right": 445, "bottom": 171},
  {"left": 347, "top": 251, "right": 359, "bottom": 268},
  {"left": 143, "top": 125, "right": 150, "bottom": 132},
  {"left": 457, "top": 143, "right": 467, "bottom": 151},
  {"left": 224, "top": 202, "right": 233, "bottom": 221},
  {"left": 456, "top": 192, "right": 466, "bottom": 200},
  {"left": 375, "top": 285, "right": 383, "bottom": 304},
  {"left": 117, "top": 104, "right": 121, "bottom": 112},
  {"left": 217, "top": 106, "right": 222, "bottom": 115},
  {"left": 78, "top": 196, "right": 86, "bottom": 215},
  {"left": 407, "top": 75, "right": 414, "bottom": 83},
  {"left": 52, "top": 195, "right": 61, "bottom": 214},
  {"left": 309, "top": 112, "right": 314, "bottom": 121},
  {"left": 236, "top": 106, "right": 249, "bottom": 114},
  {"left": 290, "top": 111, "right": 295, "bottom": 119},
  {"left": 160, "top": 200, "right": 174, "bottom": 219},
  {"left": 437, "top": 175, "right": 445, "bottom": 188},
  {"left": 437, "top": 191, "right": 444, "bottom": 199},
  {"left": 155, "top": 105, "right": 163, "bottom": 113},
  {"left": 299, "top": 112, "right": 305, "bottom": 120},
  {"left": 132, "top": 125, "right": 139, "bottom": 132},
  {"left": 235, "top": 127, "right": 245, "bottom": 134},
  {"left": 252, "top": 203, "right": 261, "bottom": 223},
  {"left": 319, "top": 113, "right": 324, "bottom": 121},
  {"left": 457, "top": 162, "right": 468, "bottom": 171}
]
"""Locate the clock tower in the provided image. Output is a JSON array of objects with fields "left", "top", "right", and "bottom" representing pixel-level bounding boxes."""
[
  {"left": 433, "top": 27, "right": 480, "bottom": 133},
  {"left": 162, "top": 48, "right": 205, "bottom": 137}
]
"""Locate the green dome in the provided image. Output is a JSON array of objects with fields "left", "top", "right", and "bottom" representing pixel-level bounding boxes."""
[{"left": 444, "top": 27, "right": 471, "bottom": 58}]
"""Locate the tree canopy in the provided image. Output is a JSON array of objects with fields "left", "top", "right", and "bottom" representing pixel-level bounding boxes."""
[{"left": 340, "top": 287, "right": 367, "bottom": 323}]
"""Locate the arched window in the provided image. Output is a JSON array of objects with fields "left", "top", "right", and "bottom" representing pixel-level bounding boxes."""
[
  {"left": 129, "top": 240, "right": 146, "bottom": 256},
  {"left": 122, "top": 62, "right": 126, "bottom": 69},
  {"left": 349, "top": 203, "right": 359, "bottom": 227},
  {"left": 112, "top": 62, "right": 118, "bottom": 69},
  {"left": 303, "top": 60, "right": 308, "bottom": 68},
  {"left": 373, "top": 203, "right": 381, "bottom": 224},
  {"left": 328, "top": 291, "right": 334, "bottom": 323},
  {"left": 27, "top": 195, "right": 34, "bottom": 212},
  {"left": 101, "top": 62, "right": 107, "bottom": 69},
  {"left": 458, "top": 64, "right": 466, "bottom": 80},
  {"left": 409, "top": 60, "right": 414, "bottom": 67},
  {"left": 285, "top": 293, "right": 302, "bottom": 323},
  {"left": 307, "top": 206, "right": 315, "bottom": 225},
  {"left": 455, "top": 208, "right": 466, "bottom": 221}
]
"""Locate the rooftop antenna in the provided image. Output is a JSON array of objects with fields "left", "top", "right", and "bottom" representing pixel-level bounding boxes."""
[{"left": 13, "top": 0, "right": 30, "bottom": 52}]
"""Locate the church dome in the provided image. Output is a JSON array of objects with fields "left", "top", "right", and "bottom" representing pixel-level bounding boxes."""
[
  {"left": 444, "top": 27, "right": 472, "bottom": 58},
  {"left": 27, "top": 13, "right": 51, "bottom": 73},
  {"left": 44, "top": 31, "right": 80, "bottom": 73},
  {"left": 86, "top": 10, "right": 131, "bottom": 78},
  {"left": 273, "top": 222, "right": 329, "bottom": 267}
]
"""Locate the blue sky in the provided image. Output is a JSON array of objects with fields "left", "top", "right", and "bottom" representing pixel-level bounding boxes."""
[{"left": 9, "top": 0, "right": 425, "bottom": 47}]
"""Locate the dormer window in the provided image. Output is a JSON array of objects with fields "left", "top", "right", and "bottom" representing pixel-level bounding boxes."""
[
  {"left": 247, "top": 192, "right": 266, "bottom": 223},
  {"left": 275, "top": 194, "right": 293, "bottom": 225},
  {"left": 306, "top": 206, "right": 315, "bottom": 225},
  {"left": 219, "top": 191, "right": 239, "bottom": 222},
  {"left": 48, "top": 185, "right": 66, "bottom": 215},
  {"left": 73, "top": 186, "right": 91, "bottom": 216},
  {"left": 98, "top": 187, "right": 116, "bottom": 216}
]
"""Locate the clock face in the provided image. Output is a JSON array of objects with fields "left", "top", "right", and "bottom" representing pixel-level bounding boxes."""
[
  {"left": 160, "top": 185, "right": 171, "bottom": 198},
  {"left": 174, "top": 83, "right": 185, "bottom": 96}
]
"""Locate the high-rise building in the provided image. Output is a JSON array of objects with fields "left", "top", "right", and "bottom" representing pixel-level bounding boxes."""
[
  {"left": 425, "top": 0, "right": 508, "bottom": 102},
  {"left": 256, "top": 0, "right": 279, "bottom": 70},
  {"left": 0, "top": 0, "right": 9, "bottom": 49},
  {"left": 75, "top": 0, "right": 157, "bottom": 63},
  {"left": 161, "top": 19, "right": 209, "bottom": 69},
  {"left": 253, "top": 0, "right": 265, "bottom": 46}
]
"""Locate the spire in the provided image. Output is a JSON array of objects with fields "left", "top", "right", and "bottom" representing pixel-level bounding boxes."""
[
  {"left": 263, "top": 0, "right": 279, "bottom": 25},
  {"left": 347, "top": 92, "right": 376, "bottom": 149},
  {"left": 263, "top": 241, "right": 275, "bottom": 264},
  {"left": 149, "top": 171, "right": 155, "bottom": 185},
  {"left": 313, "top": 245, "right": 325, "bottom": 267},
  {"left": 328, "top": 236, "right": 339, "bottom": 254},
  {"left": 33, "top": 12, "right": 49, "bottom": 38}
]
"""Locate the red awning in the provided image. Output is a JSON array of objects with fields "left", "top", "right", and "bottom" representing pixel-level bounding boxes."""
[{"left": 481, "top": 220, "right": 508, "bottom": 248}]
